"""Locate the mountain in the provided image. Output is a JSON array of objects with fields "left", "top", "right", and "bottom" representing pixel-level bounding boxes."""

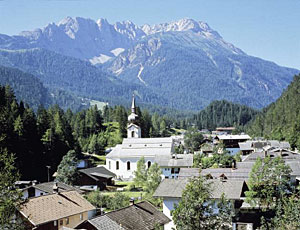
[
  {"left": 0, "top": 17, "right": 298, "bottom": 110},
  {"left": 0, "top": 65, "right": 51, "bottom": 109},
  {"left": 247, "top": 74, "right": 300, "bottom": 149},
  {"left": 0, "top": 48, "right": 166, "bottom": 108},
  {"left": 0, "top": 65, "right": 90, "bottom": 111}
]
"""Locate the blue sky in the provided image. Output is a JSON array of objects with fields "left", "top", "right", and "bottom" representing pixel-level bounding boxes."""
[{"left": 0, "top": 0, "right": 299, "bottom": 69}]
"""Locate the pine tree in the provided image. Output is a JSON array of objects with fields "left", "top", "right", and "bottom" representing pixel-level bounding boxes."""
[
  {"left": 56, "top": 150, "right": 79, "bottom": 185},
  {"left": 0, "top": 148, "right": 24, "bottom": 229}
]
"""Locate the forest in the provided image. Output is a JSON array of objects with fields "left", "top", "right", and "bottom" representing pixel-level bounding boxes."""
[
  {"left": 248, "top": 74, "right": 300, "bottom": 149},
  {"left": 191, "top": 100, "right": 259, "bottom": 130},
  {"left": 0, "top": 85, "right": 179, "bottom": 182}
]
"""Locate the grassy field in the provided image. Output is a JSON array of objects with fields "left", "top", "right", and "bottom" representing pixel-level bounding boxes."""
[
  {"left": 89, "top": 100, "right": 108, "bottom": 110},
  {"left": 102, "top": 191, "right": 146, "bottom": 199},
  {"left": 115, "top": 181, "right": 134, "bottom": 189}
]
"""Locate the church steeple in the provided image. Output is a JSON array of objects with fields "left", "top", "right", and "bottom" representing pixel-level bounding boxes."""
[
  {"left": 127, "top": 94, "right": 141, "bottom": 138},
  {"left": 131, "top": 94, "right": 136, "bottom": 114}
]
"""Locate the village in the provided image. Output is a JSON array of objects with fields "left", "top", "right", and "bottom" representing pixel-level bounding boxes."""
[{"left": 13, "top": 96, "right": 300, "bottom": 230}]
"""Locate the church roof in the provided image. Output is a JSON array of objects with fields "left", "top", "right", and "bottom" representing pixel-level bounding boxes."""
[{"left": 106, "top": 137, "right": 173, "bottom": 158}]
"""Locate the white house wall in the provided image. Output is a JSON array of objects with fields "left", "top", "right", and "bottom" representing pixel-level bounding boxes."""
[{"left": 163, "top": 197, "right": 179, "bottom": 230}]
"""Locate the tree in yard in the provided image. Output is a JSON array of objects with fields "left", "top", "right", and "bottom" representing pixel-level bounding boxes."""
[
  {"left": 0, "top": 148, "right": 24, "bottom": 230},
  {"left": 85, "top": 190, "right": 108, "bottom": 209},
  {"left": 145, "top": 163, "right": 162, "bottom": 194},
  {"left": 172, "top": 176, "right": 233, "bottom": 230},
  {"left": 245, "top": 156, "right": 292, "bottom": 209},
  {"left": 133, "top": 157, "right": 147, "bottom": 188},
  {"left": 184, "top": 128, "right": 203, "bottom": 153},
  {"left": 109, "top": 192, "right": 130, "bottom": 211},
  {"left": 259, "top": 193, "right": 300, "bottom": 230},
  {"left": 56, "top": 150, "right": 79, "bottom": 185}
]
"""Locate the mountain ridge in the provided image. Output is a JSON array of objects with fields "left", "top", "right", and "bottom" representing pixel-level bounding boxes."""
[{"left": 0, "top": 17, "right": 298, "bottom": 110}]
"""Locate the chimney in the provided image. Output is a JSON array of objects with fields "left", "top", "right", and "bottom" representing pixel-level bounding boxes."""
[
  {"left": 264, "top": 150, "right": 267, "bottom": 157},
  {"left": 130, "top": 198, "right": 135, "bottom": 206},
  {"left": 53, "top": 182, "right": 59, "bottom": 194}
]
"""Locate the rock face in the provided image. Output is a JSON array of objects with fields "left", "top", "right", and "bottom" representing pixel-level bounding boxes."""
[{"left": 0, "top": 17, "right": 298, "bottom": 110}]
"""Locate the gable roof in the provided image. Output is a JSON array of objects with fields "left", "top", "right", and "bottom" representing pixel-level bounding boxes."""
[
  {"left": 79, "top": 166, "right": 116, "bottom": 180},
  {"left": 153, "top": 178, "right": 247, "bottom": 200},
  {"left": 155, "top": 154, "right": 193, "bottom": 167},
  {"left": 31, "top": 182, "right": 83, "bottom": 194},
  {"left": 217, "top": 134, "right": 251, "bottom": 140},
  {"left": 87, "top": 201, "right": 170, "bottom": 230},
  {"left": 106, "top": 137, "right": 173, "bottom": 159},
  {"left": 19, "top": 191, "right": 95, "bottom": 226}
]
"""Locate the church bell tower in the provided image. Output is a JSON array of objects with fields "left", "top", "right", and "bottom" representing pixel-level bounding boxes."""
[{"left": 127, "top": 94, "right": 141, "bottom": 138}]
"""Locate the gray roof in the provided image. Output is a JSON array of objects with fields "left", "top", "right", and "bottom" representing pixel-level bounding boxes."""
[
  {"left": 88, "top": 215, "right": 125, "bottom": 230},
  {"left": 87, "top": 201, "right": 170, "bottom": 230},
  {"left": 153, "top": 179, "right": 190, "bottom": 198},
  {"left": 155, "top": 154, "right": 193, "bottom": 167},
  {"left": 32, "top": 182, "right": 83, "bottom": 194},
  {"left": 217, "top": 135, "right": 251, "bottom": 140},
  {"left": 153, "top": 178, "right": 247, "bottom": 200},
  {"left": 106, "top": 137, "right": 173, "bottom": 159},
  {"left": 79, "top": 166, "right": 116, "bottom": 180},
  {"left": 239, "top": 141, "right": 254, "bottom": 151},
  {"left": 178, "top": 168, "right": 201, "bottom": 178},
  {"left": 243, "top": 150, "right": 300, "bottom": 162}
]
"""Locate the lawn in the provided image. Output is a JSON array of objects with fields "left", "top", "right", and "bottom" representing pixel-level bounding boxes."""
[{"left": 102, "top": 191, "right": 146, "bottom": 199}]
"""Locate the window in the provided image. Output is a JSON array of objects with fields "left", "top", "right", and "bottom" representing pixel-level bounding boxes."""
[
  {"left": 116, "top": 161, "right": 119, "bottom": 170},
  {"left": 59, "top": 220, "right": 63, "bottom": 225},
  {"left": 147, "top": 161, "right": 151, "bottom": 168},
  {"left": 131, "top": 131, "right": 135, "bottom": 138},
  {"left": 66, "top": 218, "right": 69, "bottom": 225},
  {"left": 80, "top": 214, "right": 83, "bottom": 220},
  {"left": 53, "top": 221, "right": 57, "bottom": 226},
  {"left": 109, "top": 161, "right": 111, "bottom": 170},
  {"left": 127, "top": 161, "right": 131, "bottom": 170}
]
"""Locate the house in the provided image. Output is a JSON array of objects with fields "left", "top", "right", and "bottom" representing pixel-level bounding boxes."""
[
  {"left": 216, "top": 127, "right": 235, "bottom": 134},
  {"left": 76, "top": 201, "right": 170, "bottom": 230},
  {"left": 155, "top": 154, "right": 193, "bottom": 178},
  {"left": 77, "top": 166, "right": 116, "bottom": 190},
  {"left": 22, "top": 181, "right": 83, "bottom": 199},
  {"left": 19, "top": 190, "right": 96, "bottom": 230},
  {"left": 238, "top": 140, "right": 291, "bottom": 155},
  {"left": 106, "top": 95, "right": 191, "bottom": 180},
  {"left": 153, "top": 178, "right": 249, "bottom": 230},
  {"left": 200, "top": 143, "right": 214, "bottom": 156},
  {"left": 179, "top": 149, "right": 300, "bottom": 183},
  {"left": 215, "top": 134, "right": 251, "bottom": 148}
]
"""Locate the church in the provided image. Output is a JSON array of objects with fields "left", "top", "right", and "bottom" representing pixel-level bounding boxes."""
[{"left": 105, "top": 95, "right": 193, "bottom": 180}]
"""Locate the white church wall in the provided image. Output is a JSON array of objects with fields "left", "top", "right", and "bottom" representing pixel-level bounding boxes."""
[{"left": 106, "top": 157, "right": 155, "bottom": 180}]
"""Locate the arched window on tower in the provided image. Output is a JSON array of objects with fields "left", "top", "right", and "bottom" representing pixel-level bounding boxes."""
[
  {"left": 116, "top": 161, "right": 119, "bottom": 170},
  {"left": 127, "top": 161, "right": 131, "bottom": 171},
  {"left": 147, "top": 161, "right": 151, "bottom": 169},
  {"left": 131, "top": 131, "right": 135, "bottom": 138}
]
